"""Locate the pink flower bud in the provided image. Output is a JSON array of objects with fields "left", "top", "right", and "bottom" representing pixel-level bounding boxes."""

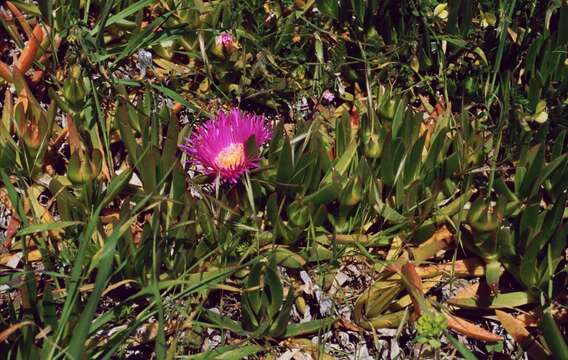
[{"left": 215, "top": 32, "right": 237, "bottom": 55}]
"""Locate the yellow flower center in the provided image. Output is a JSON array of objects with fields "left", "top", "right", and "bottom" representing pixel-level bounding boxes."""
[{"left": 215, "top": 143, "right": 245, "bottom": 169}]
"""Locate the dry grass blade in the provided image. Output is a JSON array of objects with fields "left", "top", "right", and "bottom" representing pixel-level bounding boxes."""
[{"left": 0, "top": 321, "right": 35, "bottom": 342}]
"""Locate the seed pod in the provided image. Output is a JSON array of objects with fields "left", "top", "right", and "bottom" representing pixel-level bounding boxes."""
[
  {"left": 380, "top": 98, "right": 397, "bottom": 121},
  {"left": 496, "top": 228, "right": 516, "bottom": 259},
  {"left": 287, "top": 198, "right": 310, "bottom": 227},
  {"left": 363, "top": 133, "right": 382, "bottom": 159},
  {"left": 151, "top": 40, "right": 176, "bottom": 60},
  {"left": 410, "top": 55, "right": 420, "bottom": 73},
  {"left": 340, "top": 176, "right": 363, "bottom": 207},
  {"left": 464, "top": 76, "right": 475, "bottom": 95},
  {"left": 295, "top": 296, "right": 307, "bottom": 315},
  {"left": 67, "top": 149, "right": 102, "bottom": 185},
  {"left": 63, "top": 65, "right": 86, "bottom": 110},
  {"left": 257, "top": 231, "right": 273, "bottom": 247},
  {"left": 467, "top": 198, "right": 502, "bottom": 233},
  {"left": 211, "top": 40, "right": 224, "bottom": 59},
  {"left": 14, "top": 100, "right": 47, "bottom": 153},
  {"left": 485, "top": 260, "right": 503, "bottom": 294}
]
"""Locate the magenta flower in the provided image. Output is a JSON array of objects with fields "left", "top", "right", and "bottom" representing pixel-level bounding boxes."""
[
  {"left": 213, "top": 32, "right": 238, "bottom": 56},
  {"left": 322, "top": 89, "right": 335, "bottom": 103},
  {"left": 180, "top": 109, "right": 272, "bottom": 183},
  {"left": 216, "top": 32, "right": 236, "bottom": 48}
]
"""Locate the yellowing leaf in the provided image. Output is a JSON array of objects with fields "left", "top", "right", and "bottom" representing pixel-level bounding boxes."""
[{"left": 448, "top": 291, "right": 537, "bottom": 309}]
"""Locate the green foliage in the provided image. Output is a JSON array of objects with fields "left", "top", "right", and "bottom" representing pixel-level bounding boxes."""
[{"left": 0, "top": 0, "right": 566, "bottom": 359}]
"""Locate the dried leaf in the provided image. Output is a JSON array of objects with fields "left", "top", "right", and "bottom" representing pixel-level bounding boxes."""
[
  {"left": 446, "top": 313, "right": 503, "bottom": 342},
  {"left": 417, "top": 258, "right": 485, "bottom": 278},
  {"left": 495, "top": 310, "right": 551, "bottom": 359},
  {"left": 5, "top": 214, "right": 21, "bottom": 242},
  {"left": 392, "top": 275, "right": 443, "bottom": 311},
  {"left": 354, "top": 280, "right": 402, "bottom": 321},
  {"left": 516, "top": 312, "right": 539, "bottom": 327},
  {"left": 452, "top": 282, "right": 479, "bottom": 300},
  {"left": 412, "top": 226, "right": 453, "bottom": 262},
  {"left": 356, "top": 310, "right": 407, "bottom": 330},
  {"left": 0, "top": 250, "right": 43, "bottom": 265}
]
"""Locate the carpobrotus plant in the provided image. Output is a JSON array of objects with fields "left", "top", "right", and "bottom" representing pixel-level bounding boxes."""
[{"left": 179, "top": 109, "right": 272, "bottom": 183}]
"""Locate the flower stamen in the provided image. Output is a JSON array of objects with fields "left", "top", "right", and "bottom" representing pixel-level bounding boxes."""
[
  {"left": 179, "top": 108, "right": 271, "bottom": 183},
  {"left": 215, "top": 143, "right": 245, "bottom": 169}
]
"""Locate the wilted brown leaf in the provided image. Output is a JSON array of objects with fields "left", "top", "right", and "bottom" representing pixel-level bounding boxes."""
[
  {"left": 495, "top": 310, "right": 550, "bottom": 359},
  {"left": 401, "top": 262, "right": 424, "bottom": 317},
  {"left": 4, "top": 214, "right": 21, "bottom": 243},
  {"left": 417, "top": 258, "right": 485, "bottom": 278},
  {"left": 15, "top": 25, "right": 44, "bottom": 75},
  {"left": 445, "top": 313, "right": 503, "bottom": 342}
]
